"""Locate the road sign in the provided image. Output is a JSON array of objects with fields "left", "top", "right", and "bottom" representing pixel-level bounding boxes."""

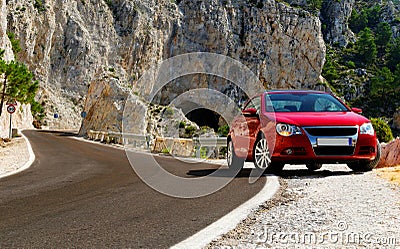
[
  {"left": 7, "top": 104, "right": 16, "bottom": 114},
  {"left": 54, "top": 113, "right": 59, "bottom": 119},
  {"left": 6, "top": 99, "right": 17, "bottom": 105},
  {"left": 81, "top": 111, "right": 87, "bottom": 118}
]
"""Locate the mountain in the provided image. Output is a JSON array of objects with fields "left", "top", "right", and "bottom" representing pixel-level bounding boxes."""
[{"left": 0, "top": 0, "right": 398, "bottom": 136}]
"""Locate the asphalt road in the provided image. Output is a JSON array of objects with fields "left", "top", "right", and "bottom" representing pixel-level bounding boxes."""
[{"left": 0, "top": 130, "right": 266, "bottom": 248}]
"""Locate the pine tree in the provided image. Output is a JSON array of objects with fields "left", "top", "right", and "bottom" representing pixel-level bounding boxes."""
[
  {"left": 0, "top": 53, "right": 39, "bottom": 116},
  {"left": 370, "top": 67, "right": 394, "bottom": 95},
  {"left": 387, "top": 37, "right": 400, "bottom": 71},
  {"left": 375, "top": 22, "right": 392, "bottom": 49},
  {"left": 355, "top": 28, "right": 377, "bottom": 66},
  {"left": 349, "top": 9, "right": 368, "bottom": 33}
]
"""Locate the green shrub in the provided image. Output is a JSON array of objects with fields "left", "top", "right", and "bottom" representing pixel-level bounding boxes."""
[
  {"left": 33, "top": 0, "right": 46, "bottom": 12},
  {"left": 161, "top": 148, "right": 170, "bottom": 154},
  {"left": 217, "top": 125, "right": 230, "bottom": 137},
  {"left": 178, "top": 121, "right": 186, "bottom": 129},
  {"left": 163, "top": 106, "right": 174, "bottom": 117},
  {"left": 7, "top": 32, "right": 21, "bottom": 54},
  {"left": 370, "top": 118, "right": 393, "bottom": 143},
  {"left": 184, "top": 125, "right": 196, "bottom": 138},
  {"left": 347, "top": 61, "right": 356, "bottom": 69}
]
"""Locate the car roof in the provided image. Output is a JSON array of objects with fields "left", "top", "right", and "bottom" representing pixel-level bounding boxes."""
[{"left": 265, "top": 90, "right": 328, "bottom": 94}]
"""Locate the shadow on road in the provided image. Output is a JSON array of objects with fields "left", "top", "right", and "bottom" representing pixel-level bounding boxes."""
[
  {"left": 36, "top": 130, "right": 78, "bottom": 137},
  {"left": 187, "top": 168, "right": 364, "bottom": 179},
  {"left": 277, "top": 168, "right": 363, "bottom": 179},
  {"left": 187, "top": 168, "right": 256, "bottom": 178}
]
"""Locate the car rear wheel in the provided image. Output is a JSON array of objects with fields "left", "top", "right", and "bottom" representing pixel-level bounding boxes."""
[
  {"left": 347, "top": 140, "right": 381, "bottom": 172},
  {"left": 306, "top": 163, "right": 322, "bottom": 171},
  {"left": 227, "top": 139, "right": 244, "bottom": 170}
]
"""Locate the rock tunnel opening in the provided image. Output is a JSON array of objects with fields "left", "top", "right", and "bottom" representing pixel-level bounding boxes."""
[{"left": 186, "top": 108, "right": 221, "bottom": 131}]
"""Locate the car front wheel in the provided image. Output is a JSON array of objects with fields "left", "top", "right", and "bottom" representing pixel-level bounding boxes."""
[
  {"left": 347, "top": 140, "right": 381, "bottom": 172},
  {"left": 254, "top": 135, "right": 271, "bottom": 170},
  {"left": 253, "top": 134, "right": 284, "bottom": 173}
]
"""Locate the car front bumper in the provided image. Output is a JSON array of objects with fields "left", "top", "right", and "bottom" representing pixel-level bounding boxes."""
[{"left": 271, "top": 132, "right": 377, "bottom": 164}]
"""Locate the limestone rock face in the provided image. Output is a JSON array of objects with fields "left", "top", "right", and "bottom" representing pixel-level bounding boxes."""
[
  {"left": 0, "top": 0, "right": 13, "bottom": 61},
  {"left": 380, "top": 1, "right": 400, "bottom": 38},
  {"left": 0, "top": 0, "right": 34, "bottom": 136},
  {"left": 320, "top": 0, "right": 356, "bottom": 47},
  {"left": 3, "top": 0, "right": 326, "bottom": 134},
  {"left": 377, "top": 139, "right": 400, "bottom": 168}
]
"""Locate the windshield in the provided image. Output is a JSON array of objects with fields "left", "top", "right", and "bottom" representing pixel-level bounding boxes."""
[{"left": 265, "top": 93, "right": 350, "bottom": 112}]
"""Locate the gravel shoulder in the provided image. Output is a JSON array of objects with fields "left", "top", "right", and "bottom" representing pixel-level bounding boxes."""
[
  {"left": 207, "top": 164, "right": 400, "bottom": 248},
  {"left": 0, "top": 136, "right": 30, "bottom": 177}
]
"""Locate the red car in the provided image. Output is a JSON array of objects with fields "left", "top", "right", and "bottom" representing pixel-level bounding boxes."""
[{"left": 227, "top": 90, "right": 381, "bottom": 172}]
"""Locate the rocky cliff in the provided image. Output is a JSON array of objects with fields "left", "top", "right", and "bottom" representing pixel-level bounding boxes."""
[
  {"left": 1, "top": 0, "right": 328, "bottom": 135},
  {"left": 0, "top": 0, "right": 34, "bottom": 137}
]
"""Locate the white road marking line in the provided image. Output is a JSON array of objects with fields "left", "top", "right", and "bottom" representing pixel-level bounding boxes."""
[{"left": 171, "top": 175, "right": 280, "bottom": 249}]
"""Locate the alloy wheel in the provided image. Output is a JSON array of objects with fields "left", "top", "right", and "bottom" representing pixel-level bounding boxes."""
[{"left": 254, "top": 138, "right": 271, "bottom": 169}]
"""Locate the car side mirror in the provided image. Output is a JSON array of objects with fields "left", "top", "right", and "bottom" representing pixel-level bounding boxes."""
[
  {"left": 352, "top": 107, "right": 362, "bottom": 114},
  {"left": 242, "top": 108, "right": 258, "bottom": 116}
]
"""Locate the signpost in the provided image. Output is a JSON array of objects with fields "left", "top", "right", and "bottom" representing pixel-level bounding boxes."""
[{"left": 6, "top": 104, "right": 16, "bottom": 138}]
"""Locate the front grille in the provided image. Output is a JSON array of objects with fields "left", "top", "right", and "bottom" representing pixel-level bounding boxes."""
[
  {"left": 304, "top": 127, "right": 358, "bottom": 136},
  {"left": 314, "top": 146, "right": 355, "bottom": 156}
]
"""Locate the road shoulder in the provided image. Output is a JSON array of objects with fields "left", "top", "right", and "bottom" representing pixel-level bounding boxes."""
[
  {"left": 0, "top": 131, "right": 35, "bottom": 179},
  {"left": 207, "top": 165, "right": 400, "bottom": 248}
]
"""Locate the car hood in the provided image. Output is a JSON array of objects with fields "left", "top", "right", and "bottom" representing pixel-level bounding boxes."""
[{"left": 272, "top": 111, "right": 370, "bottom": 127}]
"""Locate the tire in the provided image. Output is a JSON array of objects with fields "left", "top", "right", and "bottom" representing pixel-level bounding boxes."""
[
  {"left": 227, "top": 139, "right": 244, "bottom": 170},
  {"left": 347, "top": 140, "right": 381, "bottom": 172},
  {"left": 306, "top": 163, "right": 322, "bottom": 171},
  {"left": 253, "top": 134, "right": 284, "bottom": 173},
  {"left": 254, "top": 135, "right": 270, "bottom": 169}
]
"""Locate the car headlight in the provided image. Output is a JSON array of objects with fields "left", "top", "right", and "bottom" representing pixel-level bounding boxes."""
[
  {"left": 360, "top": 123, "right": 374, "bottom": 135},
  {"left": 276, "top": 123, "right": 302, "bottom": 137}
]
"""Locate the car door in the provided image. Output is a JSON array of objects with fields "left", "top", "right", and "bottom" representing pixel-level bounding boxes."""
[
  {"left": 244, "top": 96, "right": 261, "bottom": 154},
  {"left": 233, "top": 96, "right": 261, "bottom": 157}
]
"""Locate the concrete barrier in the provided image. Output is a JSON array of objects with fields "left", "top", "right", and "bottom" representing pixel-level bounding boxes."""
[{"left": 152, "top": 137, "right": 194, "bottom": 157}]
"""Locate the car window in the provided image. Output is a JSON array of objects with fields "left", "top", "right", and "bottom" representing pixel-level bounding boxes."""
[
  {"left": 244, "top": 96, "right": 261, "bottom": 114},
  {"left": 314, "top": 96, "right": 344, "bottom": 112},
  {"left": 267, "top": 93, "right": 349, "bottom": 112}
]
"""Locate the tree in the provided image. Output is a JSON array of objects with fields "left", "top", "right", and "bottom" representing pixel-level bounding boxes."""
[
  {"left": 322, "top": 53, "right": 339, "bottom": 83},
  {"left": 306, "top": 0, "right": 322, "bottom": 10},
  {"left": 393, "top": 63, "right": 400, "bottom": 89},
  {"left": 375, "top": 22, "right": 392, "bottom": 48},
  {"left": 0, "top": 58, "right": 39, "bottom": 116},
  {"left": 387, "top": 37, "right": 400, "bottom": 71},
  {"left": 370, "top": 67, "right": 394, "bottom": 95},
  {"left": 366, "top": 5, "right": 381, "bottom": 28},
  {"left": 355, "top": 28, "right": 377, "bottom": 66},
  {"left": 7, "top": 32, "right": 21, "bottom": 55},
  {"left": 349, "top": 9, "right": 368, "bottom": 33}
]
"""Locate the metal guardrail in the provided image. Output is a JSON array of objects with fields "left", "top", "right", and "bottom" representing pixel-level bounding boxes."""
[
  {"left": 192, "top": 137, "right": 227, "bottom": 147},
  {"left": 87, "top": 130, "right": 151, "bottom": 149},
  {"left": 193, "top": 137, "right": 228, "bottom": 158},
  {"left": 87, "top": 130, "right": 228, "bottom": 158}
]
